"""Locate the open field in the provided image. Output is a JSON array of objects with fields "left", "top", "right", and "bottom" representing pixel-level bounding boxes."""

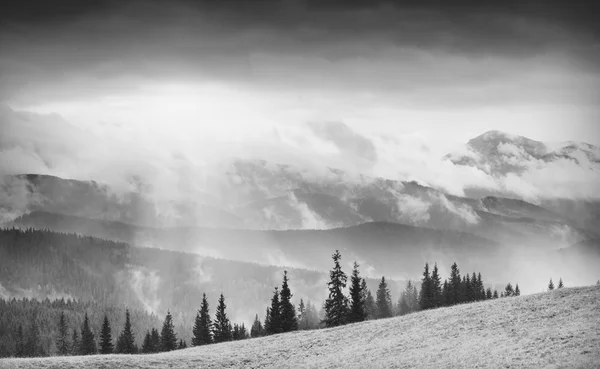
[{"left": 3, "top": 286, "right": 599, "bottom": 369}]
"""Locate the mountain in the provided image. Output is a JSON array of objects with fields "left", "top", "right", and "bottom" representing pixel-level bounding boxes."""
[{"left": 4, "top": 286, "right": 599, "bottom": 368}]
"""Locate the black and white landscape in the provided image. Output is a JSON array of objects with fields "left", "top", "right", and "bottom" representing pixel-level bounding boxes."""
[{"left": 1, "top": 0, "right": 599, "bottom": 368}]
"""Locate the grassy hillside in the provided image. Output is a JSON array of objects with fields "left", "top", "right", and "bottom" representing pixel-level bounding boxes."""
[{"left": 4, "top": 286, "right": 599, "bottom": 368}]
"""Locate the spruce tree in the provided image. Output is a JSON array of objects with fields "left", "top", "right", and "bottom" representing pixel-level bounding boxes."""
[
  {"left": 448, "top": 262, "right": 462, "bottom": 305},
  {"left": 493, "top": 289, "right": 499, "bottom": 299},
  {"left": 178, "top": 339, "right": 187, "bottom": 349},
  {"left": 365, "top": 289, "right": 376, "bottom": 320},
  {"left": 117, "top": 309, "right": 136, "bottom": 354},
  {"left": 15, "top": 325, "right": 25, "bottom": 357},
  {"left": 279, "top": 271, "right": 298, "bottom": 332},
  {"left": 465, "top": 274, "right": 473, "bottom": 302},
  {"left": 251, "top": 314, "right": 264, "bottom": 337},
  {"left": 486, "top": 287, "right": 493, "bottom": 300},
  {"left": 558, "top": 278, "right": 564, "bottom": 289},
  {"left": 80, "top": 313, "right": 97, "bottom": 355},
  {"left": 504, "top": 283, "right": 514, "bottom": 297},
  {"left": 431, "top": 264, "right": 443, "bottom": 307},
  {"left": 348, "top": 262, "right": 367, "bottom": 323},
  {"left": 515, "top": 284, "right": 520, "bottom": 296},
  {"left": 376, "top": 276, "right": 393, "bottom": 319},
  {"left": 71, "top": 329, "right": 80, "bottom": 355},
  {"left": 213, "top": 293, "right": 232, "bottom": 343},
  {"left": 442, "top": 279, "right": 450, "bottom": 306},
  {"left": 297, "top": 299, "right": 308, "bottom": 330},
  {"left": 263, "top": 307, "right": 271, "bottom": 334},
  {"left": 24, "top": 316, "right": 41, "bottom": 357},
  {"left": 160, "top": 311, "right": 178, "bottom": 351},
  {"left": 99, "top": 315, "right": 114, "bottom": 354},
  {"left": 548, "top": 278, "right": 555, "bottom": 291},
  {"left": 192, "top": 293, "right": 212, "bottom": 346},
  {"left": 419, "top": 263, "right": 433, "bottom": 310},
  {"left": 267, "top": 287, "right": 282, "bottom": 334},
  {"left": 323, "top": 250, "right": 348, "bottom": 327},
  {"left": 141, "top": 331, "right": 152, "bottom": 353},
  {"left": 150, "top": 328, "right": 160, "bottom": 353},
  {"left": 56, "top": 311, "right": 70, "bottom": 356}
]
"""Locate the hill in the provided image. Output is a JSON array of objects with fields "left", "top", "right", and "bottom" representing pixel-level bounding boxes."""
[{"left": 3, "top": 286, "right": 599, "bottom": 368}]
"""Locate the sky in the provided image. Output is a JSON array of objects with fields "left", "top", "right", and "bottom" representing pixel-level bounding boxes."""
[{"left": 0, "top": 0, "right": 599, "bottom": 198}]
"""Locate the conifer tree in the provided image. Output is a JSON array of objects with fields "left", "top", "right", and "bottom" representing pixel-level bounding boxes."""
[
  {"left": 178, "top": 339, "right": 187, "bottom": 349},
  {"left": 419, "top": 263, "right": 433, "bottom": 310},
  {"left": 486, "top": 287, "right": 493, "bottom": 300},
  {"left": 15, "top": 325, "right": 25, "bottom": 357},
  {"left": 80, "top": 313, "right": 97, "bottom": 355},
  {"left": 192, "top": 293, "right": 212, "bottom": 346},
  {"left": 150, "top": 328, "right": 160, "bottom": 353},
  {"left": 476, "top": 273, "right": 484, "bottom": 301},
  {"left": 267, "top": 287, "right": 282, "bottom": 334},
  {"left": 141, "top": 331, "right": 152, "bottom": 354},
  {"left": 348, "top": 262, "right": 367, "bottom": 323},
  {"left": 251, "top": 314, "right": 264, "bottom": 337},
  {"left": 297, "top": 299, "right": 307, "bottom": 330},
  {"left": 493, "top": 289, "right": 499, "bottom": 299},
  {"left": 431, "top": 263, "right": 443, "bottom": 307},
  {"left": 504, "top": 283, "right": 514, "bottom": 297},
  {"left": 465, "top": 274, "right": 473, "bottom": 302},
  {"left": 442, "top": 279, "right": 450, "bottom": 306},
  {"left": 56, "top": 311, "right": 70, "bottom": 356},
  {"left": 116, "top": 309, "right": 136, "bottom": 354},
  {"left": 548, "top": 278, "right": 555, "bottom": 291},
  {"left": 558, "top": 278, "right": 564, "bottom": 289},
  {"left": 279, "top": 271, "right": 298, "bottom": 332},
  {"left": 323, "top": 250, "right": 348, "bottom": 327},
  {"left": 160, "top": 311, "right": 178, "bottom": 351},
  {"left": 365, "top": 289, "right": 376, "bottom": 320},
  {"left": 213, "top": 293, "right": 232, "bottom": 343},
  {"left": 376, "top": 276, "right": 393, "bottom": 319},
  {"left": 515, "top": 284, "right": 520, "bottom": 296},
  {"left": 448, "top": 262, "right": 462, "bottom": 305},
  {"left": 71, "top": 329, "right": 80, "bottom": 355},
  {"left": 240, "top": 323, "right": 248, "bottom": 339},
  {"left": 99, "top": 315, "right": 114, "bottom": 354},
  {"left": 263, "top": 307, "right": 271, "bottom": 334},
  {"left": 24, "top": 316, "right": 42, "bottom": 357}
]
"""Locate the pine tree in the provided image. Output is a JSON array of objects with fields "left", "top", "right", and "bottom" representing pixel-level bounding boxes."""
[
  {"left": 192, "top": 293, "right": 212, "bottom": 346},
  {"left": 419, "top": 263, "right": 433, "bottom": 310},
  {"left": 448, "top": 262, "right": 462, "bottom": 305},
  {"left": 56, "top": 311, "right": 70, "bottom": 356},
  {"left": 364, "top": 289, "right": 376, "bottom": 320},
  {"left": 99, "top": 315, "right": 114, "bottom": 354},
  {"left": 504, "top": 283, "right": 514, "bottom": 297},
  {"left": 493, "top": 289, "right": 499, "bottom": 299},
  {"left": 15, "top": 325, "right": 25, "bottom": 357},
  {"left": 442, "top": 279, "right": 450, "bottom": 306},
  {"left": 431, "top": 264, "right": 443, "bottom": 307},
  {"left": 141, "top": 331, "right": 152, "bottom": 353},
  {"left": 279, "top": 271, "right": 298, "bottom": 332},
  {"left": 80, "top": 313, "right": 97, "bottom": 355},
  {"left": 376, "top": 276, "right": 393, "bottom": 319},
  {"left": 116, "top": 309, "right": 136, "bottom": 354},
  {"left": 263, "top": 307, "right": 271, "bottom": 334},
  {"left": 548, "top": 278, "right": 555, "bottom": 291},
  {"left": 71, "top": 329, "right": 80, "bottom": 355},
  {"left": 347, "top": 262, "right": 367, "bottom": 323},
  {"left": 476, "top": 273, "right": 484, "bottom": 301},
  {"left": 486, "top": 287, "right": 493, "bottom": 300},
  {"left": 323, "top": 250, "right": 348, "bottom": 327},
  {"left": 465, "top": 274, "right": 473, "bottom": 302},
  {"left": 558, "top": 278, "right": 564, "bottom": 289},
  {"left": 150, "top": 328, "right": 160, "bottom": 353},
  {"left": 267, "top": 287, "right": 282, "bottom": 334},
  {"left": 213, "top": 293, "right": 232, "bottom": 343},
  {"left": 160, "top": 311, "right": 177, "bottom": 351},
  {"left": 297, "top": 299, "right": 308, "bottom": 330},
  {"left": 515, "top": 284, "right": 521, "bottom": 296},
  {"left": 250, "top": 313, "right": 263, "bottom": 337},
  {"left": 178, "top": 339, "right": 187, "bottom": 349},
  {"left": 240, "top": 323, "right": 248, "bottom": 339}
]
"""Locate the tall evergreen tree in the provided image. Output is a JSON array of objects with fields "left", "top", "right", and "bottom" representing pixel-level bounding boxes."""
[
  {"left": 279, "top": 271, "right": 298, "bottom": 332},
  {"left": 213, "top": 293, "right": 232, "bottom": 343},
  {"left": 116, "top": 309, "right": 136, "bottom": 354},
  {"left": 71, "top": 329, "right": 80, "bottom": 355},
  {"left": 150, "top": 328, "right": 160, "bottom": 353},
  {"left": 448, "top": 262, "right": 462, "bottom": 305},
  {"left": 464, "top": 274, "right": 473, "bottom": 301},
  {"left": 80, "top": 313, "right": 97, "bottom": 355},
  {"left": 24, "top": 316, "right": 42, "bottom": 357},
  {"left": 160, "top": 311, "right": 178, "bottom": 351},
  {"left": 323, "top": 250, "right": 348, "bottom": 327},
  {"left": 376, "top": 276, "right": 393, "bottom": 319},
  {"left": 178, "top": 339, "right": 187, "bottom": 350},
  {"left": 504, "top": 282, "right": 514, "bottom": 297},
  {"left": 347, "top": 262, "right": 367, "bottom": 323},
  {"left": 141, "top": 331, "right": 152, "bottom": 354},
  {"left": 486, "top": 287, "right": 493, "bottom": 300},
  {"left": 263, "top": 307, "right": 271, "bottom": 334},
  {"left": 267, "top": 287, "right": 282, "bottom": 334},
  {"left": 192, "top": 293, "right": 212, "bottom": 346},
  {"left": 514, "top": 284, "right": 520, "bottom": 296},
  {"left": 251, "top": 314, "right": 264, "bottom": 337},
  {"left": 431, "top": 264, "right": 443, "bottom": 307},
  {"left": 558, "top": 278, "right": 564, "bottom": 289},
  {"left": 442, "top": 279, "right": 450, "bottom": 306},
  {"left": 99, "top": 315, "right": 114, "bottom": 354},
  {"left": 493, "top": 289, "right": 499, "bottom": 299},
  {"left": 56, "top": 311, "right": 70, "bottom": 356},
  {"left": 476, "top": 273, "right": 484, "bottom": 301},
  {"left": 548, "top": 278, "right": 555, "bottom": 291},
  {"left": 364, "top": 289, "right": 376, "bottom": 320},
  {"left": 419, "top": 263, "right": 434, "bottom": 310}
]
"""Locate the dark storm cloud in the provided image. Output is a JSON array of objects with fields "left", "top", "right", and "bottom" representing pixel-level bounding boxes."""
[{"left": 1, "top": 0, "right": 599, "bottom": 106}]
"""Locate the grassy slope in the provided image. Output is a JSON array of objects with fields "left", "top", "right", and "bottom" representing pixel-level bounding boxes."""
[{"left": 3, "top": 286, "right": 600, "bottom": 369}]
